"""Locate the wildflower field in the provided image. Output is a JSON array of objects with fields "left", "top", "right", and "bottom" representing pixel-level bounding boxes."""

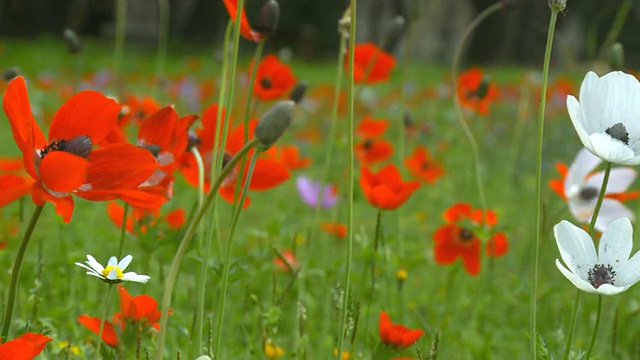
[{"left": 2, "top": 1, "right": 640, "bottom": 359}]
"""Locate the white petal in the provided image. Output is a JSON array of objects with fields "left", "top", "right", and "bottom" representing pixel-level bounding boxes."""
[
  {"left": 589, "top": 133, "right": 635, "bottom": 164},
  {"left": 107, "top": 256, "right": 118, "bottom": 267},
  {"left": 594, "top": 283, "right": 628, "bottom": 296},
  {"left": 106, "top": 269, "right": 119, "bottom": 280},
  {"left": 567, "top": 198, "right": 595, "bottom": 223},
  {"left": 556, "top": 259, "right": 598, "bottom": 294},
  {"left": 598, "top": 72, "right": 640, "bottom": 137},
  {"left": 554, "top": 220, "right": 597, "bottom": 279},
  {"left": 567, "top": 95, "right": 594, "bottom": 151},
  {"left": 593, "top": 199, "right": 634, "bottom": 232},
  {"left": 565, "top": 148, "right": 602, "bottom": 194},
  {"left": 615, "top": 250, "right": 640, "bottom": 287},
  {"left": 86, "top": 272, "right": 105, "bottom": 279},
  {"left": 597, "top": 217, "right": 633, "bottom": 267},
  {"left": 123, "top": 272, "right": 150, "bottom": 283},
  {"left": 118, "top": 255, "right": 133, "bottom": 271},
  {"left": 76, "top": 263, "right": 100, "bottom": 275},
  {"left": 585, "top": 167, "right": 637, "bottom": 194},
  {"left": 85, "top": 255, "right": 104, "bottom": 272}
]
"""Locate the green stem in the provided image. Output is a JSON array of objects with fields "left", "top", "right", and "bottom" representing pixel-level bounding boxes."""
[
  {"left": 96, "top": 284, "right": 115, "bottom": 359},
  {"left": 243, "top": 40, "right": 266, "bottom": 143},
  {"left": 117, "top": 203, "right": 129, "bottom": 258},
  {"left": 154, "top": 0, "right": 170, "bottom": 94},
  {"left": 113, "top": 0, "right": 127, "bottom": 97},
  {"left": 596, "top": 0, "right": 633, "bottom": 60},
  {"left": 585, "top": 295, "right": 603, "bottom": 359},
  {"left": 562, "top": 289, "right": 581, "bottom": 360},
  {"left": 154, "top": 138, "right": 260, "bottom": 360},
  {"left": 588, "top": 162, "right": 612, "bottom": 236},
  {"left": 213, "top": 151, "right": 259, "bottom": 358},
  {"left": 0, "top": 204, "right": 44, "bottom": 342},
  {"left": 336, "top": 0, "right": 356, "bottom": 357},
  {"left": 532, "top": 8, "right": 559, "bottom": 358},
  {"left": 450, "top": 2, "right": 502, "bottom": 217},
  {"left": 192, "top": 146, "right": 206, "bottom": 354}
]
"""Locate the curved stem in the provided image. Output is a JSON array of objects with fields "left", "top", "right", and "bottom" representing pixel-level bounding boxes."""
[
  {"left": 96, "top": 284, "right": 114, "bottom": 359},
  {"left": 562, "top": 289, "right": 581, "bottom": 360},
  {"left": 192, "top": 146, "right": 206, "bottom": 353},
  {"left": 588, "top": 162, "right": 612, "bottom": 235},
  {"left": 532, "top": 8, "right": 559, "bottom": 358},
  {"left": 450, "top": 2, "right": 502, "bottom": 216},
  {"left": 154, "top": 138, "right": 260, "bottom": 359},
  {"left": 1, "top": 204, "right": 44, "bottom": 342},
  {"left": 585, "top": 295, "right": 603, "bottom": 359},
  {"left": 336, "top": 1, "right": 356, "bottom": 357},
  {"left": 213, "top": 151, "right": 259, "bottom": 358}
]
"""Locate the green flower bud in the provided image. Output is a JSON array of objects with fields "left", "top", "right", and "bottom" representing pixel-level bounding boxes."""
[{"left": 255, "top": 100, "right": 295, "bottom": 149}]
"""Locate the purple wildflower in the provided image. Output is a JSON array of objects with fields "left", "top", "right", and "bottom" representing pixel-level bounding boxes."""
[{"left": 296, "top": 176, "right": 338, "bottom": 208}]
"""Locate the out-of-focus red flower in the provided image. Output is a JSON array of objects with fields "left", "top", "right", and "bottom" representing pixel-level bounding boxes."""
[
  {"left": 250, "top": 55, "right": 297, "bottom": 101},
  {"left": 3, "top": 76, "right": 159, "bottom": 222},
  {"left": 404, "top": 146, "right": 444, "bottom": 184},
  {"left": 433, "top": 203, "right": 508, "bottom": 275},
  {"left": 274, "top": 250, "right": 298, "bottom": 272},
  {"left": 0, "top": 157, "right": 34, "bottom": 208},
  {"left": 359, "top": 165, "right": 420, "bottom": 210},
  {"left": 0, "top": 332, "right": 53, "bottom": 359},
  {"left": 457, "top": 67, "right": 499, "bottom": 116},
  {"left": 266, "top": 145, "right": 311, "bottom": 170},
  {"left": 355, "top": 115, "right": 393, "bottom": 165},
  {"left": 77, "top": 315, "right": 120, "bottom": 347},
  {"left": 106, "top": 202, "right": 185, "bottom": 235},
  {"left": 346, "top": 43, "right": 396, "bottom": 84},
  {"left": 222, "top": 0, "right": 263, "bottom": 42},
  {"left": 321, "top": 222, "right": 347, "bottom": 239},
  {"left": 379, "top": 311, "right": 423, "bottom": 348},
  {"left": 118, "top": 95, "right": 161, "bottom": 128}
]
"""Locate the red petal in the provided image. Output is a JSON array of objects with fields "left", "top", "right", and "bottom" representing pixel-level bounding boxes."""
[
  {"left": 219, "top": 185, "right": 251, "bottom": 208},
  {"left": 433, "top": 225, "right": 460, "bottom": 264},
  {"left": 138, "top": 106, "right": 177, "bottom": 150},
  {"left": 85, "top": 143, "right": 157, "bottom": 190},
  {"left": 443, "top": 203, "right": 472, "bottom": 223},
  {"left": 0, "top": 175, "right": 33, "bottom": 208},
  {"left": 248, "top": 158, "right": 290, "bottom": 191},
  {"left": 0, "top": 339, "right": 36, "bottom": 359},
  {"left": 118, "top": 285, "right": 135, "bottom": 319},
  {"left": 31, "top": 182, "right": 75, "bottom": 223},
  {"left": 38, "top": 151, "right": 88, "bottom": 193},
  {"left": 49, "top": 90, "right": 119, "bottom": 145},
  {"left": 486, "top": 232, "right": 509, "bottom": 257},
  {"left": 222, "top": 0, "right": 262, "bottom": 42},
  {"left": 77, "top": 315, "right": 119, "bottom": 347},
  {"left": 461, "top": 241, "right": 482, "bottom": 275},
  {"left": 166, "top": 208, "right": 186, "bottom": 229},
  {"left": 16, "top": 332, "right": 53, "bottom": 355}
]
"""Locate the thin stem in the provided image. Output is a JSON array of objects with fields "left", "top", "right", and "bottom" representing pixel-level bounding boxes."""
[
  {"left": 243, "top": 40, "right": 266, "bottom": 143},
  {"left": 213, "top": 151, "right": 259, "bottom": 358},
  {"left": 585, "top": 295, "right": 603, "bottom": 359},
  {"left": 96, "top": 284, "right": 115, "bottom": 359},
  {"left": 1, "top": 205, "right": 44, "bottom": 342},
  {"left": 113, "top": 0, "right": 127, "bottom": 97},
  {"left": 588, "top": 162, "right": 612, "bottom": 235},
  {"left": 532, "top": 8, "right": 559, "bottom": 358},
  {"left": 450, "top": 2, "right": 502, "bottom": 216},
  {"left": 596, "top": 0, "right": 633, "bottom": 60},
  {"left": 336, "top": 0, "right": 356, "bottom": 357},
  {"left": 192, "top": 146, "right": 206, "bottom": 354},
  {"left": 117, "top": 203, "right": 130, "bottom": 258},
  {"left": 154, "top": 0, "right": 170, "bottom": 94},
  {"left": 154, "top": 138, "right": 260, "bottom": 360},
  {"left": 562, "top": 289, "right": 581, "bottom": 360}
]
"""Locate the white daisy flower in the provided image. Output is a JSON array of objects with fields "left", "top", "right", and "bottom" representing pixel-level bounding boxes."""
[
  {"left": 567, "top": 71, "right": 640, "bottom": 165},
  {"left": 563, "top": 148, "right": 636, "bottom": 232},
  {"left": 554, "top": 217, "right": 640, "bottom": 295},
  {"left": 75, "top": 254, "right": 150, "bottom": 284}
]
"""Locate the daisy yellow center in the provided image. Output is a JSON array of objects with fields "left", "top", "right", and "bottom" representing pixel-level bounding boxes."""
[{"left": 102, "top": 265, "right": 124, "bottom": 279}]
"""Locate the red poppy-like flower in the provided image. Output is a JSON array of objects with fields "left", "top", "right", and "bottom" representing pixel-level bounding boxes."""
[
  {"left": 3, "top": 76, "right": 159, "bottom": 222},
  {"left": 118, "top": 95, "right": 161, "bottom": 128},
  {"left": 106, "top": 201, "right": 185, "bottom": 235},
  {"left": 404, "top": 146, "right": 444, "bottom": 184},
  {"left": 266, "top": 145, "right": 311, "bottom": 170},
  {"left": 359, "top": 165, "right": 420, "bottom": 210},
  {"left": 457, "top": 67, "right": 499, "bottom": 116},
  {"left": 274, "top": 250, "right": 298, "bottom": 272},
  {"left": 0, "top": 332, "right": 53, "bottom": 359},
  {"left": 250, "top": 55, "right": 297, "bottom": 101},
  {"left": 222, "top": 0, "right": 263, "bottom": 42},
  {"left": 433, "top": 203, "right": 508, "bottom": 275},
  {"left": 321, "top": 222, "right": 347, "bottom": 239},
  {"left": 0, "top": 157, "right": 34, "bottom": 208},
  {"left": 379, "top": 311, "right": 423, "bottom": 348},
  {"left": 355, "top": 115, "right": 393, "bottom": 165},
  {"left": 345, "top": 43, "right": 396, "bottom": 84},
  {"left": 78, "top": 285, "right": 165, "bottom": 346},
  {"left": 180, "top": 104, "right": 290, "bottom": 207}
]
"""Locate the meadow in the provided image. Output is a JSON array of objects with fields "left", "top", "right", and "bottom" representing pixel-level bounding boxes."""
[{"left": 2, "top": 1, "right": 640, "bottom": 359}]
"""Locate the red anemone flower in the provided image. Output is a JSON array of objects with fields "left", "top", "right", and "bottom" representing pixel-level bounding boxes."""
[
  {"left": 266, "top": 145, "right": 311, "bottom": 170},
  {"left": 0, "top": 332, "right": 53, "bottom": 359},
  {"left": 456, "top": 67, "right": 499, "bottom": 116},
  {"left": 106, "top": 201, "right": 185, "bottom": 235},
  {"left": 222, "top": 0, "right": 263, "bottom": 42},
  {"left": 379, "top": 311, "right": 423, "bottom": 348},
  {"left": 77, "top": 315, "right": 120, "bottom": 347},
  {"left": 346, "top": 43, "right": 396, "bottom": 84},
  {"left": 0, "top": 157, "right": 34, "bottom": 208},
  {"left": 3, "top": 76, "right": 158, "bottom": 222},
  {"left": 359, "top": 165, "right": 420, "bottom": 210},
  {"left": 404, "top": 146, "right": 444, "bottom": 184},
  {"left": 321, "top": 222, "right": 347, "bottom": 239},
  {"left": 250, "top": 55, "right": 297, "bottom": 101},
  {"left": 355, "top": 115, "right": 393, "bottom": 165},
  {"left": 433, "top": 203, "right": 508, "bottom": 275}
]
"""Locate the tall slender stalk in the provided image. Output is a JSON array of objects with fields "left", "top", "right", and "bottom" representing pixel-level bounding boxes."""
[
  {"left": 532, "top": 8, "right": 559, "bottom": 358},
  {"left": 154, "top": 0, "right": 170, "bottom": 94},
  {"left": 585, "top": 295, "right": 603, "bottom": 359},
  {"left": 336, "top": 0, "right": 356, "bottom": 357},
  {"left": 95, "top": 284, "right": 115, "bottom": 359},
  {"left": 154, "top": 138, "right": 260, "bottom": 359},
  {"left": 117, "top": 203, "right": 130, "bottom": 258},
  {"left": 1, "top": 205, "right": 44, "bottom": 342},
  {"left": 192, "top": 146, "right": 206, "bottom": 354},
  {"left": 113, "top": 0, "right": 127, "bottom": 96},
  {"left": 596, "top": 0, "right": 633, "bottom": 60}
]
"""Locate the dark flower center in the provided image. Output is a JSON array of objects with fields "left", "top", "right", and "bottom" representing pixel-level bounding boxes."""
[
  {"left": 39, "top": 136, "right": 92, "bottom": 159},
  {"left": 142, "top": 144, "right": 162, "bottom": 158},
  {"left": 221, "top": 152, "right": 234, "bottom": 170},
  {"left": 579, "top": 186, "right": 598, "bottom": 201},
  {"left": 260, "top": 77, "right": 273, "bottom": 89},
  {"left": 186, "top": 130, "right": 201, "bottom": 150},
  {"left": 458, "top": 228, "right": 475, "bottom": 242},
  {"left": 605, "top": 122, "right": 630, "bottom": 145},
  {"left": 363, "top": 139, "right": 373, "bottom": 149},
  {"left": 588, "top": 264, "right": 616, "bottom": 289}
]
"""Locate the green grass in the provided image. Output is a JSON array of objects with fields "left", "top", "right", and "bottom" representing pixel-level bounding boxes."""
[{"left": 0, "top": 36, "right": 637, "bottom": 359}]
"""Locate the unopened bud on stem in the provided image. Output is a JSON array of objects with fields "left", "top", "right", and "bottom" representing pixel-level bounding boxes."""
[
  {"left": 255, "top": 0, "right": 280, "bottom": 37},
  {"left": 607, "top": 42, "right": 624, "bottom": 71},
  {"left": 255, "top": 100, "right": 295, "bottom": 149},
  {"left": 548, "top": 0, "right": 567, "bottom": 12},
  {"left": 289, "top": 81, "right": 308, "bottom": 103},
  {"left": 63, "top": 29, "right": 83, "bottom": 54}
]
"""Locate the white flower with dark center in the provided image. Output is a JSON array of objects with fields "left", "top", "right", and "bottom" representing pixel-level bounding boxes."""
[
  {"left": 567, "top": 71, "right": 640, "bottom": 165},
  {"left": 554, "top": 217, "right": 640, "bottom": 295},
  {"left": 564, "top": 148, "right": 636, "bottom": 232},
  {"left": 75, "top": 254, "right": 150, "bottom": 284}
]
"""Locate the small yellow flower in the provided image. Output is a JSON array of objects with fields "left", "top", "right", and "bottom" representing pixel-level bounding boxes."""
[
  {"left": 397, "top": 269, "right": 408, "bottom": 281},
  {"left": 333, "top": 348, "right": 351, "bottom": 360},
  {"left": 264, "top": 342, "right": 285, "bottom": 359}
]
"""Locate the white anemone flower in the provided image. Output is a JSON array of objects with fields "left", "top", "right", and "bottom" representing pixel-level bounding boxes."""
[
  {"left": 564, "top": 148, "right": 636, "bottom": 232},
  {"left": 554, "top": 217, "right": 640, "bottom": 295},
  {"left": 75, "top": 254, "right": 150, "bottom": 284},
  {"left": 567, "top": 71, "right": 640, "bottom": 165}
]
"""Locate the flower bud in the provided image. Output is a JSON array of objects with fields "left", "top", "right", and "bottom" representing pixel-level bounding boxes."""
[
  {"left": 607, "top": 42, "right": 624, "bottom": 71},
  {"left": 288, "top": 80, "right": 308, "bottom": 103},
  {"left": 548, "top": 0, "right": 567, "bottom": 12},
  {"left": 63, "top": 28, "right": 83, "bottom": 54},
  {"left": 380, "top": 16, "right": 406, "bottom": 53},
  {"left": 338, "top": 6, "right": 351, "bottom": 36},
  {"left": 255, "top": 0, "right": 280, "bottom": 37},
  {"left": 255, "top": 100, "right": 295, "bottom": 149},
  {"left": 2, "top": 67, "right": 19, "bottom": 81}
]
